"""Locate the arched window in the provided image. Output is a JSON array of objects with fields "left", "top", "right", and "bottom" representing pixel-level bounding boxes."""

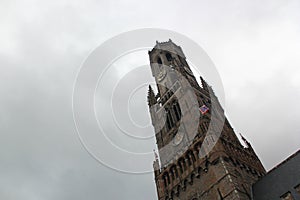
[
  {"left": 173, "top": 104, "right": 179, "bottom": 122},
  {"left": 178, "top": 163, "right": 183, "bottom": 174},
  {"left": 163, "top": 172, "right": 170, "bottom": 187},
  {"left": 170, "top": 165, "right": 178, "bottom": 180},
  {"left": 167, "top": 109, "right": 174, "bottom": 127},
  {"left": 178, "top": 158, "right": 186, "bottom": 173},
  {"left": 163, "top": 176, "right": 167, "bottom": 187},
  {"left": 157, "top": 57, "right": 162, "bottom": 64},
  {"left": 170, "top": 170, "right": 175, "bottom": 181},
  {"left": 187, "top": 151, "right": 196, "bottom": 165},
  {"left": 166, "top": 52, "right": 172, "bottom": 61},
  {"left": 174, "top": 167, "right": 179, "bottom": 178},
  {"left": 166, "top": 113, "right": 172, "bottom": 130},
  {"left": 165, "top": 108, "right": 174, "bottom": 131},
  {"left": 186, "top": 155, "right": 192, "bottom": 166},
  {"left": 173, "top": 102, "right": 181, "bottom": 122},
  {"left": 191, "top": 151, "right": 196, "bottom": 162},
  {"left": 194, "top": 142, "right": 202, "bottom": 158}
]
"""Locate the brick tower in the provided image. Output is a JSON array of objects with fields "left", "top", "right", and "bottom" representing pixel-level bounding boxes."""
[{"left": 147, "top": 40, "right": 266, "bottom": 200}]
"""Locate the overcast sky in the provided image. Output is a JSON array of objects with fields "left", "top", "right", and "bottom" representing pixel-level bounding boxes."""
[{"left": 0, "top": 0, "right": 300, "bottom": 199}]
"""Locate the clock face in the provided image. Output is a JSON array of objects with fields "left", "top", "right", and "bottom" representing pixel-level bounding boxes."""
[
  {"left": 157, "top": 68, "right": 167, "bottom": 82},
  {"left": 173, "top": 131, "right": 184, "bottom": 146}
]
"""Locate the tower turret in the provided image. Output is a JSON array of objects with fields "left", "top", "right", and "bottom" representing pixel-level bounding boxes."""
[
  {"left": 147, "top": 85, "right": 157, "bottom": 106},
  {"left": 200, "top": 76, "right": 209, "bottom": 92}
]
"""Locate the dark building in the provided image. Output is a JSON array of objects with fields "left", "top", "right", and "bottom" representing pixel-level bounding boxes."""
[
  {"left": 147, "top": 40, "right": 266, "bottom": 200},
  {"left": 252, "top": 150, "right": 300, "bottom": 200}
]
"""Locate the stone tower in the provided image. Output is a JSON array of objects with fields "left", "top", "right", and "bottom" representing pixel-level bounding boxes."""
[{"left": 147, "top": 40, "right": 266, "bottom": 200}]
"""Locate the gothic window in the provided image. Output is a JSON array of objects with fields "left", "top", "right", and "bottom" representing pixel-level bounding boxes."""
[
  {"left": 166, "top": 113, "right": 172, "bottom": 130},
  {"left": 157, "top": 57, "right": 162, "bottom": 64},
  {"left": 194, "top": 142, "right": 202, "bottom": 157},
  {"left": 197, "top": 167, "right": 202, "bottom": 176},
  {"left": 173, "top": 102, "right": 181, "bottom": 122},
  {"left": 175, "top": 166, "right": 179, "bottom": 178},
  {"left": 186, "top": 155, "right": 192, "bottom": 166},
  {"left": 178, "top": 160, "right": 183, "bottom": 174},
  {"left": 200, "top": 122, "right": 208, "bottom": 134},
  {"left": 156, "top": 57, "right": 163, "bottom": 74},
  {"left": 186, "top": 151, "right": 195, "bottom": 166},
  {"left": 177, "top": 102, "right": 181, "bottom": 118},
  {"left": 190, "top": 151, "right": 196, "bottom": 162},
  {"left": 178, "top": 103, "right": 182, "bottom": 116},
  {"left": 199, "top": 124, "right": 205, "bottom": 134},
  {"left": 204, "top": 122, "right": 209, "bottom": 131},
  {"left": 178, "top": 162, "right": 183, "bottom": 174},
  {"left": 163, "top": 172, "right": 170, "bottom": 187},
  {"left": 165, "top": 107, "right": 174, "bottom": 131},
  {"left": 170, "top": 165, "right": 178, "bottom": 179},
  {"left": 163, "top": 176, "right": 167, "bottom": 187},
  {"left": 178, "top": 158, "right": 185, "bottom": 173},
  {"left": 170, "top": 169, "right": 175, "bottom": 181},
  {"left": 166, "top": 52, "right": 172, "bottom": 62},
  {"left": 168, "top": 110, "right": 174, "bottom": 126},
  {"left": 173, "top": 104, "right": 180, "bottom": 121}
]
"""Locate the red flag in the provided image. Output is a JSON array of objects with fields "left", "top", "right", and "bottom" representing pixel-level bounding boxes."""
[{"left": 200, "top": 105, "right": 209, "bottom": 114}]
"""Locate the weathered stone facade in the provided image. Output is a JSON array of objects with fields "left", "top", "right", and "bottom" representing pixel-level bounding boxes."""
[{"left": 147, "top": 40, "right": 266, "bottom": 200}]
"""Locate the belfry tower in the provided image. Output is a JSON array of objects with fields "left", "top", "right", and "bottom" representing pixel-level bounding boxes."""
[{"left": 147, "top": 40, "right": 266, "bottom": 200}]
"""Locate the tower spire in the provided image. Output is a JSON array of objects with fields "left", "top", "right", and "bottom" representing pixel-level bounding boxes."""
[
  {"left": 147, "top": 85, "right": 157, "bottom": 106},
  {"left": 153, "top": 149, "right": 159, "bottom": 160},
  {"left": 153, "top": 149, "right": 160, "bottom": 176},
  {"left": 200, "top": 76, "right": 209, "bottom": 91},
  {"left": 239, "top": 133, "right": 252, "bottom": 148},
  {"left": 148, "top": 41, "right": 266, "bottom": 200}
]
